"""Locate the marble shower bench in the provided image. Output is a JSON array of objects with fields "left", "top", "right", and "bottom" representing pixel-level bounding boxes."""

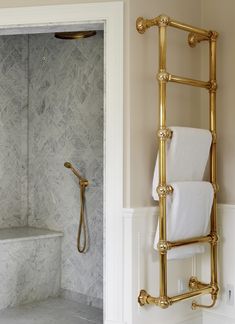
[{"left": 0, "top": 227, "right": 63, "bottom": 310}]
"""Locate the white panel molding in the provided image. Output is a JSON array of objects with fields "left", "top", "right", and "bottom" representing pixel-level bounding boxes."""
[
  {"left": 123, "top": 207, "right": 201, "bottom": 324},
  {"left": 0, "top": 3, "right": 124, "bottom": 324},
  {"left": 217, "top": 203, "right": 235, "bottom": 216},
  {"left": 123, "top": 204, "right": 235, "bottom": 324},
  {"left": 203, "top": 310, "right": 235, "bottom": 324}
]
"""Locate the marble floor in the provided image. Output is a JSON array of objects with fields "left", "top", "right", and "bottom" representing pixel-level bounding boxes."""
[{"left": 0, "top": 297, "right": 103, "bottom": 324}]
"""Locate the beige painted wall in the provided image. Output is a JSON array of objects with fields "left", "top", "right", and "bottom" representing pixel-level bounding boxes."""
[{"left": 201, "top": 0, "right": 234, "bottom": 204}]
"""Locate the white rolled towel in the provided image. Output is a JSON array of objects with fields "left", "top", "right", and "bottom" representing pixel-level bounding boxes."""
[
  {"left": 152, "top": 127, "right": 212, "bottom": 200},
  {"left": 154, "top": 181, "right": 214, "bottom": 260}
]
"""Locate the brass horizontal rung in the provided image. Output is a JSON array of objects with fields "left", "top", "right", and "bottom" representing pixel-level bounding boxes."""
[
  {"left": 168, "top": 234, "right": 212, "bottom": 249},
  {"left": 169, "top": 74, "right": 210, "bottom": 89},
  {"left": 138, "top": 285, "right": 212, "bottom": 308},
  {"left": 136, "top": 15, "right": 212, "bottom": 37},
  {"left": 169, "top": 19, "right": 211, "bottom": 37},
  {"left": 171, "top": 285, "right": 212, "bottom": 304}
]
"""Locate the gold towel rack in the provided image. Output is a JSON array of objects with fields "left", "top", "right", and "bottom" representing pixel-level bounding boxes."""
[
  {"left": 136, "top": 14, "right": 219, "bottom": 310},
  {"left": 64, "top": 162, "right": 89, "bottom": 253}
]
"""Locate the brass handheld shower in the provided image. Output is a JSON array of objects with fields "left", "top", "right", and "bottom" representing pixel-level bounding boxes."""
[
  {"left": 64, "top": 162, "right": 88, "bottom": 186},
  {"left": 64, "top": 162, "right": 89, "bottom": 253}
]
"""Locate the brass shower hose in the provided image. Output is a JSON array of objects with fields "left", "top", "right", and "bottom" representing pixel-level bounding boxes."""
[
  {"left": 64, "top": 162, "right": 89, "bottom": 253},
  {"left": 77, "top": 179, "right": 89, "bottom": 253}
]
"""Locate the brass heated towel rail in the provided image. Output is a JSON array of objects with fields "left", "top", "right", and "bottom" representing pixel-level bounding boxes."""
[{"left": 136, "top": 14, "right": 219, "bottom": 310}]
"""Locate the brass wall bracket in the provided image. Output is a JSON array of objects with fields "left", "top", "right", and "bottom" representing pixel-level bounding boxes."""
[
  {"left": 189, "top": 277, "right": 219, "bottom": 309},
  {"left": 138, "top": 290, "right": 172, "bottom": 309},
  {"left": 188, "top": 33, "right": 210, "bottom": 47},
  {"left": 188, "top": 30, "right": 218, "bottom": 48},
  {"left": 189, "top": 276, "right": 208, "bottom": 290},
  {"left": 157, "top": 128, "right": 172, "bottom": 140},
  {"left": 157, "top": 184, "right": 173, "bottom": 197},
  {"left": 138, "top": 290, "right": 150, "bottom": 306}
]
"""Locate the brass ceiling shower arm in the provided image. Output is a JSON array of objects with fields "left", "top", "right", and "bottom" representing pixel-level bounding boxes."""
[{"left": 55, "top": 31, "right": 96, "bottom": 40}]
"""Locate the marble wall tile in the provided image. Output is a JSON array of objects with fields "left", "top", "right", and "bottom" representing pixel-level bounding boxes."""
[
  {"left": 0, "top": 235, "right": 61, "bottom": 310},
  {"left": 27, "top": 32, "right": 104, "bottom": 301},
  {"left": 0, "top": 35, "right": 28, "bottom": 227}
]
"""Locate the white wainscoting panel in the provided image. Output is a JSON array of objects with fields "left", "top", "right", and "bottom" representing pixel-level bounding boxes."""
[{"left": 123, "top": 207, "right": 201, "bottom": 324}]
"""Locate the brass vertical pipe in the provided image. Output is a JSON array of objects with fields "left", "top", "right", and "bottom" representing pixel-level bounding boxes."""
[
  {"left": 209, "top": 32, "right": 218, "bottom": 295},
  {"left": 158, "top": 23, "right": 168, "bottom": 298}
]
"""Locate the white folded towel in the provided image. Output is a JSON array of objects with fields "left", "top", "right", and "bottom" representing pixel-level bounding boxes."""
[
  {"left": 154, "top": 181, "right": 214, "bottom": 260},
  {"left": 152, "top": 127, "right": 212, "bottom": 200}
]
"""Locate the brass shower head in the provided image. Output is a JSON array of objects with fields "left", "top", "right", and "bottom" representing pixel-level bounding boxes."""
[
  {"left": 64, "top": 162, "right": 72, "bottom": 168},
  {"left": 55, "top": 31, "right": 96, "bottom": 40}
]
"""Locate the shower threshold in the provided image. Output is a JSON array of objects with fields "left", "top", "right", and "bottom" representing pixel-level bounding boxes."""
[{"left": 0, "top": 297, "right": 103, "bottom": 324}]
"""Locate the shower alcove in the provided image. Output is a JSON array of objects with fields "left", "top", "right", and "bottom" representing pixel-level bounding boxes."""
[{"left": 0, "top": 3, "right": 123, "bottom": 324}]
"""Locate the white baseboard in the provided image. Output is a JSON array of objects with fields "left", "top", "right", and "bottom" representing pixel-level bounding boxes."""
[
  {"left": 203, "top": 310, "right": 235, "bottom": 324},
  {"left": 104, "top": 321, "right": 125, "bottom": 324},
  {"left": 177, "top": 313, "right": 202, "bottom": 324}
]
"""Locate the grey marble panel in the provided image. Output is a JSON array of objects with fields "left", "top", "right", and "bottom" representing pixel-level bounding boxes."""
[
  {"left": 0, "top": 235, "right": 62, "bottom": 310},
  {"left": 27, "top": 32, "right": 104, "bottom": 301},
  {"left": 0, "top": 35, "right": 28, "bottom": 227}
]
